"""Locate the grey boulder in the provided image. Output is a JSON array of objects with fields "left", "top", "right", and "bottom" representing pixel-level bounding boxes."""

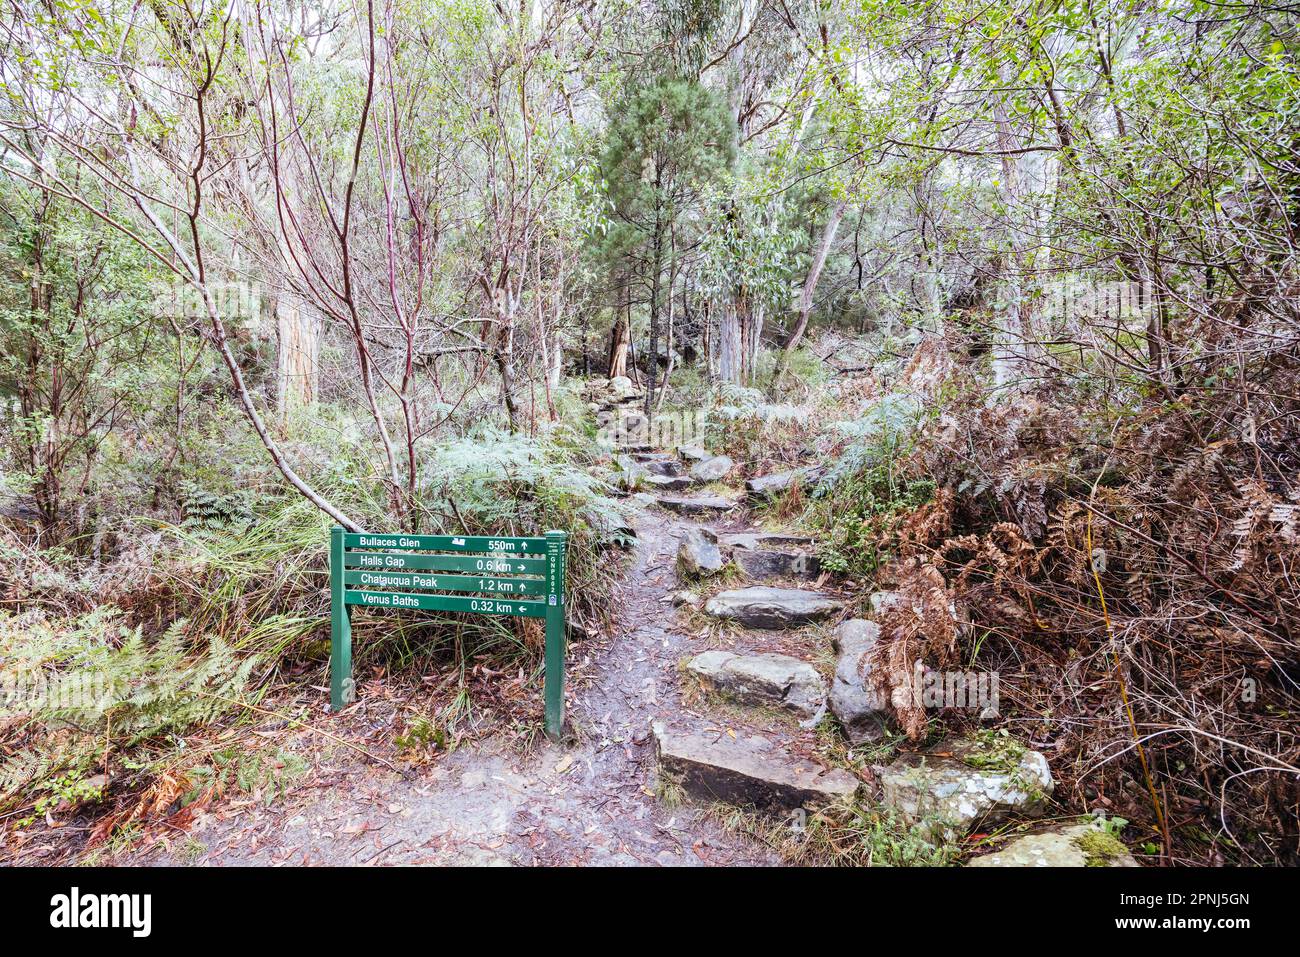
[
  {"left": 704, "top": 587, "right": 843, "bottom": 629},
  {"left": 677, "top": 443, "right": 710, "bottom": 462},
  {"left": 654, "top": 722, "right": 859, "bottom": 813},
  {"left": 637, "top": 456, "right": 686, "bottom": 478},
  {"left": 677, "top": 527, "right": 724, "bottom": 578},
  {"left": 744, "top": 465, "right": 825, "bottom": 501},
  {"left": 968, "top": 823, "right": 1139, "bottom": 868},
  {"left": 686, "top": 650, "right": 827, "bottom": 723},
  {"left": 733, "top": 548, "right": 820, "bottom": 581},
  {"left": 877, "top": 736, "right": 1054, "bottom": 840},
  {"left": 689, "top": 454, "right": 735, "bottom": 484},
  {"left": 670, "top": 589, "right": 703, "bottom": 608},
  {"left": 868, "top": 590, "right": 902, "bottom": 617},
  {"left": 829, "top": 619, "right": 892, "bottom": 744}
]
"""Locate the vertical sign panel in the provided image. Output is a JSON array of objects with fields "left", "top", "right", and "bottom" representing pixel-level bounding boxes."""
[{"left": 544, "top": 530, "right": 568, "bottom": 740}]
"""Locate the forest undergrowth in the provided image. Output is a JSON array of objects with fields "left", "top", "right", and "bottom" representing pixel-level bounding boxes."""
[
  {"left": 759, "top": 332, "right": 1300, "bottom": 866},
  {"left": 0, "top": 396, "right": 631, "bottom": 852}
]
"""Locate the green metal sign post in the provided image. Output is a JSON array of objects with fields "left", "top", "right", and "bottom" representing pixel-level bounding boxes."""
[{"left": 330, "top": 527, "right": 568, "bottom": 740}]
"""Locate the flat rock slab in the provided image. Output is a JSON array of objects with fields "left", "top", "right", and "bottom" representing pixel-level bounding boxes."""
[
  {"left": 689, "top": 454, "right": 735, "bottom": 483},
  {"left": 745, "top": 466, "right": 825, "bottom": 501},
  {"left": 638, "top": 458, "right": 686, "bottom": 478},
  {"left": 733, "top": 548, "right": 821, "bottom": 581},
  {"left": 677, "top": 443, "right": 710, "bottom": 462},
  {"left": 656, "top": 494, "right": 739, "bottom": 515},
  {"left": 721, "top": 532, "right": 815, "bottom": 550},
  {"left": 654, "top": 722, "right": 859, "bottom": 813},
  {"left": 704, "top": 586, "right": 842, "bottom": 628},
  {"left": 686, "top": 650, "right": 827, "bottom": 722},
  {"left": 877, "top": 736, "right": 1054, "bottom": 840},
  {"left": 829, "top": 619, "right": 892, "bottom": 744},
  {"left": 614, "top": 456, "right": 689, "bottom": 492},
  {"left": 642, "top": 473, "right": 693, "bottom": 492},
  {"left": 967, "top": 823, "right": 1139, "bottom": 868}
]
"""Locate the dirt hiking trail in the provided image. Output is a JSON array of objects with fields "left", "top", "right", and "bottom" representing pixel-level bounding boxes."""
[{"left": 121, "top": 506, "right": 779, "bottom": 866}]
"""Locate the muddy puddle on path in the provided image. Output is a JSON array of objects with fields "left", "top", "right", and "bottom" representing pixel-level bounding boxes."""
[{"left": 122, "top": 507, "right": 777, "bottom": 867}]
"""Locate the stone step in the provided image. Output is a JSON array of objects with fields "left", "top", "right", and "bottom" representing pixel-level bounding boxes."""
[
  {"left": 614, "top": 456, "right": 690, "bottom": 493},
  {"left": 685, "top": 651, "right": 827, "bottom": 723},
  {"left": 704, "top": 586, "right": 842, "bottom": 629},
  {"left": 720, "top": 532, "right": 815, "bottom": 550},
  {"left": 642, "top": 473, "right": 692, "bottom": 492},
  {"left": 876, "top": 736, "right": 1054, "bottom": 841},
  {"left": 596, "top": 407, "right": 647, "bottom": 429},
  {"left": 653, "top": 721, "right": 860, "bottom": 814},
  {"left": 732, "top": 548, "right": 820, "bottom": 581},
  {"left": 744, "top": 465, "right": 825, "bottom": 502},
  {"left": 631, "top": 451, "right": 681, "bottom": 469},
  {"left": 655, "top": 493, "right": 739, "bottom": 516}
]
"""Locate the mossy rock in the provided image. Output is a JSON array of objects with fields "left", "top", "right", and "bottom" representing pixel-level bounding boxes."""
[{"left": 968, "top": 823, "right": 1139, "bottom": 867}]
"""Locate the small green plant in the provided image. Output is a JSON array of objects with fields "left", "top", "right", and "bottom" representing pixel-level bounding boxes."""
[
  {"left": 1094, "top": 812, "right": 1129, "bottom": 837},
  {"left": 1074, "top": 827, "right": 1130, "bottom": 866},
  {"left": 963, "top": 729, "right": 1028, "bottom": 773},
  {"left": 183, "top": 746, "right": 308, "bottom": 807},
  {"left": 809, "top": 461, "right": 934, "bottom": 579},
  {"left": 395, "top": 715, "right": 448, "bottom": 753},
  {"left": 179, "top": 836, "right": 208, "bottom": 864},
  {"left": 15, "top": 771, "right": 106, "bottom": 827},
  {"left": 654, "top": 774, "right": 686, "bottom": 809},
  {"left": 799, "top": 802, "right": 962, "bottom": 867}
]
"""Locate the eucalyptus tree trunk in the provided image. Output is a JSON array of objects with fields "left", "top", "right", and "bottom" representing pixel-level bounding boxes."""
[
  {"left": 275, "top": 295, "right": 319, "bottom": 422},
  {"left": 773, "top": 200, "right": 847, "bottom": 391},
  {"left": 714, "top": 0, "right": 760, "bottom": 387},
  {"left": 718, "top": 300, "right": 742, "bottom": 384},
  {"left": 607, "top": 274, "right": 630, "bottom": 378},
  {"left": 745, "top": 302, "right": 764, "bottom": 385},
  {"left": 991, "top": 94, "right": 1034, "bottom": 391}
]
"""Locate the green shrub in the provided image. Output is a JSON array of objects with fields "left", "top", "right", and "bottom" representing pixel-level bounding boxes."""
[
  {"left": 0, "top": 608, "right": 261, "bottom": 816},
  {"left": 799, "top": 802, "right": 961, "bottom": 867}
]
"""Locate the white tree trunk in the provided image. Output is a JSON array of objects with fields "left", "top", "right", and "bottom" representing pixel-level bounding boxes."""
[
  {"left": 276, "top": 296, "right": 319, "bottom": 421},
  {"left": 547, "top": 329, "right": 562, "bottom": 391},
  {"left": 992, "top": 94, "right": 1032, "bottom": 391},
  {"left": 744, "top": 302, "right": 764, "bottom": 385},
  {"left": 718, "top": 302, "right": 742, "bottom": 384}
]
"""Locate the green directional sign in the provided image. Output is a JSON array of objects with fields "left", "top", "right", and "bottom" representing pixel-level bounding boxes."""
[{"left": 330, "top": 526, "right": 568, "bottom": 739}]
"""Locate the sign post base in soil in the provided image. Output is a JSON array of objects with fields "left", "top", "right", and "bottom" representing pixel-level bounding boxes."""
[{"left": 329, "top": 526, "right": 568, "bottom": 740}]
